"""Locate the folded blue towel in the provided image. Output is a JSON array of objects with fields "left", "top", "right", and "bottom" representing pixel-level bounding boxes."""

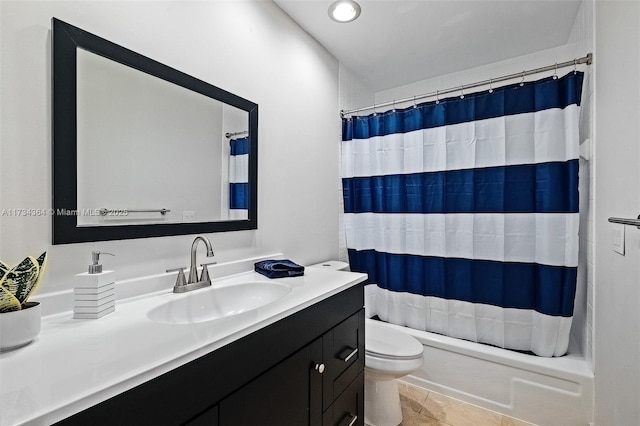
[{"left": 255, "top": 259, "right": 305, "bottom": 279}]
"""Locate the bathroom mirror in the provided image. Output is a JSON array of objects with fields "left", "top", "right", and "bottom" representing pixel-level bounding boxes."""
[{"left": 52, "top": 18, "right": 258, "bottom": 244}]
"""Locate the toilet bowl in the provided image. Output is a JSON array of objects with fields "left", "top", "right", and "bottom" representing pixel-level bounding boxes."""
[
  {"left": 308, "top": 261, "right": 423, "bottom": 426},
  {"left": 365, "top": 319, "right": 423, "bottom": 426}
]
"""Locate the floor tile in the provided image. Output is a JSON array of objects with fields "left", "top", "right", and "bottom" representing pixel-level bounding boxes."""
[
  {"left": 397, "top": 383, "right": 443, "bottom": 425},
  {"left": 397, "top": 382, "right": 536, "bottom": 426},
  {"left": 423, "top": 391, "right": 503, "bottom": 426},
  {"left": 500, "top": 415, "right": 535, "bottom": 426},
  {"left": 398, "top": 382, "right": 430, "bottom": 414}
]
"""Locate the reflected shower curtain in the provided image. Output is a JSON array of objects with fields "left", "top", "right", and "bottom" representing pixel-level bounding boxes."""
[
  {"left": 229, "top": 137, "right": 249, "bottom": 219},
  {"left": 342, "top": 72, "right": 584, "bottom": 357}
]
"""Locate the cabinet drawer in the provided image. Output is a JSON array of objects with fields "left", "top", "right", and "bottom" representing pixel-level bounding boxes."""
[
  {"left": 322, "top": 309, "right": 365, "bottom": 411},
  {"left": 322, "top": 373, "right": 364, "bottom": 426}
]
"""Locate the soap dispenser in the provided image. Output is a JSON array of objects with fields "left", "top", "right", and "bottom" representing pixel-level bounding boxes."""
[{"left": 73, "top": 251, "right": 116, "bottom": 319}]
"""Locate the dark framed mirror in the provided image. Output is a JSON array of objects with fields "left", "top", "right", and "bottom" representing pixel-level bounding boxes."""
[{"left": 52, "top": 18, "right": 258, "bottom": 244}]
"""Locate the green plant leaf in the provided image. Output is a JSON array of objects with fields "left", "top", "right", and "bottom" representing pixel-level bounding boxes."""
[
  {"left": 0, "top": 260, "right": 8, "bottom": 283},
  {"left": 35, "top": 252, "right": 47, "bottom": 268},
  {"left": 0, "top": 282, "right": 21, "bottom": 313},
  {"left": 2, "top": 256, "right": 39, "bottom": 304},
  {"left": 23, "top": 252, "right": 48, "bottom": 304}
]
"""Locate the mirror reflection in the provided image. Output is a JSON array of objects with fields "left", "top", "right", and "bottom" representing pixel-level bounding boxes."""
[{"left": 76, "top": 49, "right": 248, "bottom": 226}]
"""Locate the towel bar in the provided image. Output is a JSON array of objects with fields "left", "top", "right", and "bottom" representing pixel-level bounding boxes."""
[
  {"left": 99, "top": 208, "right": 170, "bottom": 216},
  {"left": 608, "top": 215, "right": 640, "bottom": 229}
]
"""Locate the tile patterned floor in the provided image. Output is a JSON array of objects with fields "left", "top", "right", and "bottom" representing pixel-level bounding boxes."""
[{"left": 397, "top": 381, "right": 535, "bottom": 426}]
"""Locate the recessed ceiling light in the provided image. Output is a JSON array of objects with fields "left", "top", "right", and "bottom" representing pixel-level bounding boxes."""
[{"left": 328, "top": 0, "right": 361, "bottom": 23}]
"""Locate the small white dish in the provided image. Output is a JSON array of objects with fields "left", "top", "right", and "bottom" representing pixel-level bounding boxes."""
[{"left": 0, "top": 302, "right": 41, "bottom": 352}]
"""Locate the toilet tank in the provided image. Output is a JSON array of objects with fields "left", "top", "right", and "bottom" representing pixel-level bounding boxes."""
[{"left": 307, "top": 260, "right": 350, "bottom": 271}]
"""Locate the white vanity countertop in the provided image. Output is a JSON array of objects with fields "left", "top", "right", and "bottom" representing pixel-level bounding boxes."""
[{"left": 0, "top": 267, "right": 367, "bottom": 426}]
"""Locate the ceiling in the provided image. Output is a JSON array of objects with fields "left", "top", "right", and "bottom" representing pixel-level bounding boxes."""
[{"left": 273, "top": 0, "right": 582, "bottom": 92}]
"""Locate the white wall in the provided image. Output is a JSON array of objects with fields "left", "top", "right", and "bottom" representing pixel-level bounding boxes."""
[
  {"left": 369, "top": 2, "right": 594, "bottom": 362},
  {"left": 0, "top": 1, "right": 340, "bottom": 300},
  {"left": 569, "top": 0, "right": 596, "bottom": 371},
  {"left": 593, "top": 1, "right": 640, "bottom": 424},
  {"left": 338, "top": 63, "right": 374, "bottom": 264}
]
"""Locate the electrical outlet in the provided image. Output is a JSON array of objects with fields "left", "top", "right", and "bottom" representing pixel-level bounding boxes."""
[
  {"left": 612, "top": 223, "right": 625, "bottom": 255},
  {"left": 182, "top": 211, "right": 196, "bottom": 222}
]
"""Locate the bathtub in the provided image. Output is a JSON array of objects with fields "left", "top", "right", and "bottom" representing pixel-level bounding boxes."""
[{"left": 376, "top": 320, "right": 594, "bottom": 425}]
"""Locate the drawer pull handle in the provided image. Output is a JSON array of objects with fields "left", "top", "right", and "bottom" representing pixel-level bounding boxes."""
[
  {"left": 339, "top": 413, "right": 358, "bottom": 426},
  {"left": 339, "top": 347, "right": 358, "bottom": 363},
  {"left": 347, "top": 414, "right": 358, "bottom": 426},
  {"left": 314, "top": 363, "right": 325, "bottom": 374}
]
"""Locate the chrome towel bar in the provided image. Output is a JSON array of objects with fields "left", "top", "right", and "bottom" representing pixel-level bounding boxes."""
[
  {"left": 99, "top": 208, "right": 170, "bottom": 216},
  {"left": 608, "top": 215, "right": 640, "bottom": 229}
]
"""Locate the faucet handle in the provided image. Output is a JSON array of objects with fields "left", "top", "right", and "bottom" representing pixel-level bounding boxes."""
[
  {"left": 166, "top": 267, "right": 187, "bottom": 289},
  {"left": 200, "top": 264, "right": 210, "bottom": 284},
  {"left": 200, "top": 261, "right": 216, "bottom": 276},
  {"left": 199, "top": 262, "right": 216, "bottom": 284}
]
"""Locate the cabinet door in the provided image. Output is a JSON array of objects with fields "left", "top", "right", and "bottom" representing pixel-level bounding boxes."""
[
  {"left": 185, "top": 405, "right": 218, "bottom": 426},
  {"left": 218, "top": 338, "right": 322, "bottom": 425},
  {"left": 322, "top": 310, "right": 365, "bottom": 411}
]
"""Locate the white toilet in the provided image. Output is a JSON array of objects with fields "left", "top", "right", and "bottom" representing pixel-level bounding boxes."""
[
  {"left": 308, "top": 261, "right": 424, "bottom": 426},
  {"left": 365, "top": 319, "right": 423, "bottom": 426}
]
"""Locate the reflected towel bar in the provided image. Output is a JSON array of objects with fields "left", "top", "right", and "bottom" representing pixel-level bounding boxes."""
[
  {"left": 225, "top": 130, "right": 248, "bottom": 138},
  {"left": 608, "top": 216, "right": 640, "bottom": 229},
  {"left": 99, "top": 208, "right": 170, "bottom": 216}
]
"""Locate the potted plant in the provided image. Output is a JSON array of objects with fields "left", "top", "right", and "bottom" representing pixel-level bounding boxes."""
[{"left": 0, "top": 252, "right": 47, "bottom": 351}]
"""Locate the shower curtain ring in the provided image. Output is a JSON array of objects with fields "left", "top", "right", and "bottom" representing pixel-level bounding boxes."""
[
  {"left": 459, "top": 85, "right": 464, "bottom": 99},
  {"left": 573, "top": 58, "right": 578, "bottom": 75},
  {"left": 520, "top": 71, "right": 525, "bottom": 87},
  {"left": 435, "top": 90, "right": 440, "bottom": 104},
  {"left": 373, "top": 102, "right": 377, "bottom": 116},
  {"left": 553, "top": 63, "right": 558, "bottom": 80},
  {"left": 488, "top": 78, "right": 493, "bottom": 94},
  {"left": 392, "top": 99, "right": 396, "bottom": 112},
  {"left": 413, "top": 95, "right": 418, "bottom": 108}
]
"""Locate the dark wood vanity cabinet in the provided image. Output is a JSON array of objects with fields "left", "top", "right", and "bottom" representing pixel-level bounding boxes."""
[
  {"left": 56, "top": 283, "right": 364, "bottom": 426},
  {"left": 213, "top": 309, "right": 364, "bottom": 426}
]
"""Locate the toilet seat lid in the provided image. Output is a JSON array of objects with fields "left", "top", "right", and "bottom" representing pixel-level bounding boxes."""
[{"left": 365, "top": 320, "right": 423, "bottom": 360}]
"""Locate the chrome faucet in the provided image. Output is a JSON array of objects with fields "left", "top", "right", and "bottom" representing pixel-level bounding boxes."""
[
  {"left": 188, "top": 236, "right": 214, "bottom": 284},
  {"left": 166, "top": 235, "right": 216, "bottom": 293}
]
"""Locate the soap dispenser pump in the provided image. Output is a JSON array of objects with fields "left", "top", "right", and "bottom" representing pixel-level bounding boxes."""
[
  {"left": 88, "top": 251, "right": 114, "bottom": 274},
  {"left": 73, "top": 251, "right": 117, "bottom": 319}
]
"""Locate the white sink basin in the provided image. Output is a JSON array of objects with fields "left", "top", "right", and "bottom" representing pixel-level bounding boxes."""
[{"left": 147, "top": 281, "right": 292, "bottom": 325}]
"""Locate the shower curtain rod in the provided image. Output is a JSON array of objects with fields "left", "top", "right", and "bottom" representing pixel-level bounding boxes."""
[
  {"left": 225, "top": 130, "right": 248, "bottom": 138},
  {"left": 340, "top": 53, "right": 592, "bottom": 117}
]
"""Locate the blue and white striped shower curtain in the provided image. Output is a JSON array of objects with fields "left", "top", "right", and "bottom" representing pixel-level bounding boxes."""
[
  {"left": 342, "top": 72, "right": 584, "bottom": 357},
  {"left": 229, "top": 137, "right": 249, "bottom": 219}
]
